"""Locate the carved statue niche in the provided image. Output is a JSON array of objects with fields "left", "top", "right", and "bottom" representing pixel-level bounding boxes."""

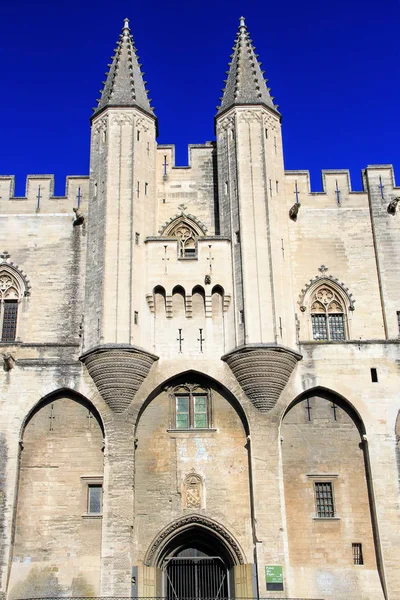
[{"left": 183, "top": 472, "right": 203, "bottom": 509}]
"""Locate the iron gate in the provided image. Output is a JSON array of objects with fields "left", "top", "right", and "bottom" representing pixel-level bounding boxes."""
[{"left": 164, "top": 556, "right": 229, "bottom": 600}]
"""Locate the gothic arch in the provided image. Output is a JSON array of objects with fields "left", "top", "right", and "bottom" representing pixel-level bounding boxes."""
[
  {"left": 159, "top": 213, "right": 207, "bottom": 237},
  {"left": 298, "top": 273, "right": 355, "bottom": 313},
  {"left": 134, "top": 370, "right": 249, "bottom": 435},
  {"left": 281, "top": 386, "right": 365, "bottom": 435},
  {"left": 20, "top": 387, "right": 105, "bottom": 440},
  {"left": 0, "top": 262, "right": 31, "bottom": 299},
  {"left": 143, "top": 514, "right": 246, "bottom": 567}
]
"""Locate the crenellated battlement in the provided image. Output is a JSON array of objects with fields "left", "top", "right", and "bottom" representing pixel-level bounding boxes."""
[
  {"left": 0, "top": 174, "right": 89, "bottom": 214},
  {"left": 284, "top": 164, "right": 399, "bottom": 209}
]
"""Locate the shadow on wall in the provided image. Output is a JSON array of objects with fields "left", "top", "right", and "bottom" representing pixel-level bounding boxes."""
[{"left": 8, "top": 566, "right": 95, "bottom": 599}]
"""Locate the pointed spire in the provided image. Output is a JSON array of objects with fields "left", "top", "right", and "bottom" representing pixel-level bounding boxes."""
[
  {"left": 216, "top": 17, "right": 278, "bottom": 116},
  {"left": 93, "top": 18, "right": 155, "bottom": 118}
]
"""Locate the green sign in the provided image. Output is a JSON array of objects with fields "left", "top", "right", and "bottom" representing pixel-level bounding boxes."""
[{"left": 265, "top": 565, "right": 283, "bottom": 584}]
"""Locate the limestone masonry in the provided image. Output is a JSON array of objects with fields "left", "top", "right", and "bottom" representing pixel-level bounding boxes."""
[{"left": 0, "top": 16, "right": 399, "bottom": 600}]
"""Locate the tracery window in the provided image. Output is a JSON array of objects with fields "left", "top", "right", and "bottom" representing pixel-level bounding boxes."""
[
  {"left": 161, "top": 214, "right": 206, "bottom": 260},
  {"left": 310, "top": 286, "right": 346, "bottom": 341},
  {"left": 170, "top": 222, "right": 197, "bottom": 258},
  {"left": 0, "top": 270, "right": 22, "bottom": 342}
]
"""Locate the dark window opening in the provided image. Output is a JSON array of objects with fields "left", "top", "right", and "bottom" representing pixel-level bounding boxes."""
[
  {"left": 1, "top": 300, "right": 18, "bottom": 342},
  {"left": 352, "top": 543, "right": 364, "bottom": 565},
  {"left": 371, "top": 368, "right": 378, "bottom": 383}
]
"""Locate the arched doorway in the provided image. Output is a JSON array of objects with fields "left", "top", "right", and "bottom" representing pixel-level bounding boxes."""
[
  {"left": 162, "top": 530, "right": 230, "bottom": 600},
  {"left": 144, "top": 515, "right": 248, "bottom": 600}
]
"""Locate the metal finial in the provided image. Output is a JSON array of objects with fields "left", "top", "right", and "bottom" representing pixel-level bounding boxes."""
[
  {"left": 239, "top": 16, "right": 246, "bottom": 28},
  {"left": 123, "top": 17, "right": 130, "bottom": 30}
]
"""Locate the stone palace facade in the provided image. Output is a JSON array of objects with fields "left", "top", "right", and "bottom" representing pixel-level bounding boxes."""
[{"left": 0, "top": 16, "right": 399, "bottom": 600}]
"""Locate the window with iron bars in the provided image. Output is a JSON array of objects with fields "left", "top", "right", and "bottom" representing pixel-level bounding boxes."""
[
  {"left": 352, "top": 543, "right": 364, "bottom": 565},
  {"left": 310, "top": 285, "right": 346, "bottom": 341},
  {"left": 315, "top": 481, "right": 335, "bottom": 518},
  {"left": 1, "top": 300, "right": 18, "bottom": 342}
]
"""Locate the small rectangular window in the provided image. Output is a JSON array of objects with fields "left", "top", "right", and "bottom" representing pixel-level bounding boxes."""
[
  {"left": 225, "top": 181, "right": 228, "bottom": 195},
  {"left": 1, "top": 300, "right": 18, "bottom": 342},
  {"left": 135, "top": 232, "right": 140, "bottom": 245},
  {"left": 265, "top": 128, "right": 268, "bottom": 139},
  {"left": 136, "top": 130, "right": 140, "bottom": 141},
  {"left": 371, "top": 368, "right": 378, "bottom": 383},
  {"left": 239, "top": 309, "right": 245, "bottom": 325},
  {"left": 352, "top": 543, "right": 363, "bottom": 565},
  {"left": 315, "top": 482, "right": 335, "bottom": 518},
  {"left": 276, "top": 180, "right": 279, "bottom": 193},
  {"left": 193, "top": 396, "right": 208, "bottom": 428},
  {"left": 134, "top": 311, "right": 139, "bottom": 325},
  {"left": 235, "top": 231, "right": 240, "bottom": 244},
  {"left": 397, "top": 311, "right": 400, "bottom": 336},
  {"left": 145, "top": 182, "right": 148, "bottom": 196},
  {"left": 88, "top": 484, "right": 102, "bottom": 514}
]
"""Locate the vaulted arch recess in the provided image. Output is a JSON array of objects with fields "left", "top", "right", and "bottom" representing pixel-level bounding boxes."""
[{"left": 8, "top": 393, "right": 104, "bottom": 599}]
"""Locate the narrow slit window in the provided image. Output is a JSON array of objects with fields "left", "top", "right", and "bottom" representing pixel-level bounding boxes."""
[
  {"left": 134, "top": 311, "right": 139, "bottom": 325},
  {"left": 371, "top": 368, "right": 378, "bottom": 383},
  {"left": 88, "top": 484, "right": 102, "bottom": 514},
  {"left": 145, "top": 182, "right": 148, "bottom": 196},
  {"left": 315, "top": 482, "right": 335, "bottom": 518},
  {"left": 265, "top": 128, "right": 268, "bottom": 139},
  {"left": 352, "top": 543, "right": 363, "bottom": 565},
  {"left": 397, "top": 311, "right": 400, "bottom": 336},
  {"left": 136, "top": 130, "right": 140, "bottom": 141},
  {"left": 276, "top": 180, "right": 279, "bottom": 193},
  {"left": 137, "top": 182, "right": 140, "bottom": 197},
  {"left": 239, "top": 309, "right": 244, "bottom": 325},
  {"left": 135, "top": 232, "right": 140, "bottom": 245},
  {"left": 225, "top": 181, "right": 228, "bottom": 195}
]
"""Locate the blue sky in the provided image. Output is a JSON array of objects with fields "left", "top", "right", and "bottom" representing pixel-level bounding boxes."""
[{"left": 1, "top": 0, "right": 399, "bottom": 196}]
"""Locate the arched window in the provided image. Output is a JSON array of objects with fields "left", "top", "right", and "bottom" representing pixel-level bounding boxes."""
[
  {"left": 160, "top": 214, "right": 207, "bottom": 259},
  {"left": 0, "top": 269, "right": 23, "bottom": 342},
  {"left": 310, "top": 285, "right": 346, "bottom": 341}
]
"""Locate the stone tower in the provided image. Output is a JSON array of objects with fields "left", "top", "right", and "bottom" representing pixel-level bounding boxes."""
[
  {"left": 216, "top": 18, "right": 300, "bottom": 412},
  {"left": 82, "top": 19, "right": 158, "bottom": 413}
]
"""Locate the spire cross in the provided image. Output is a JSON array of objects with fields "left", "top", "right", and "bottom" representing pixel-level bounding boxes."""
[
  {"left": 86, "top": 410, "right": 93, "bottom": 429},
  {"left": 36, "top": 186, "right": 41, "bottom": 211},
  {"left": 335, "top": 180, "right": 341, "bottom": 205},
  {"left": 163, "top": 155, "right": 168, "bottom": 177},
  {"left": 177, "top": 328, "right": 184, "bottom": 353},
  {"left": 305, "top": 398, "right": 312, "bottom": 422},
  {"left": 207, "top": 245, "right": 214, "bottom": 274},
  {"left": 331, "top": 403, "right": 338, "bottom": 421},
  {"left": 197, "top": 328, "right": 205, "bottom": 353},
  {"left": 49, "top": 403, "right": 56, "bottom": 431},
  {"left": 162, "top": 245, "right": 169, "bottom": 274},
  {"left": 77, "top": 187, "right": 82, "bottom": 209},
  {"left": 294, "top": 181, "right": 300, "bottom": 204},
  {"left": 378, "top": 176, "right": 385, "bottom": 199}
]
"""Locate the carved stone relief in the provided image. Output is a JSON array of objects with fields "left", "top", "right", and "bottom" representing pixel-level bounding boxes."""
[{"left": 183, "top": 472, "right": 203, "bottom": 509}]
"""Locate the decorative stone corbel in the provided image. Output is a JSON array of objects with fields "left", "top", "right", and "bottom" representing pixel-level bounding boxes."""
[
  {"left": 73, "top": 207, "right": 85, "bottom": 226},
  {"left": 289, "top": 203, "right": 301, "bottom": 221},
  {"left": 2, "top": 353, "right": 15, "bottom": 371},
  {"left": 387, "top": 197, "right": 400, "bottom": 215}
]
